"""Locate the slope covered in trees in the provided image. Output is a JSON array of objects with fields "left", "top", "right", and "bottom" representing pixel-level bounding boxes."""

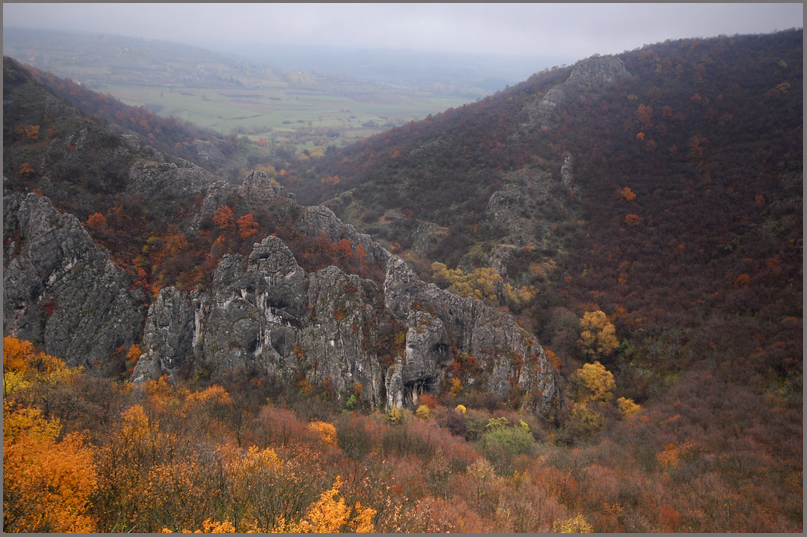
[
  {"left": 284, "top": 30, "right": 802, "bottom": 400},
  {"left": 4, "top": 337, "right": 801, "bottom": 532}
]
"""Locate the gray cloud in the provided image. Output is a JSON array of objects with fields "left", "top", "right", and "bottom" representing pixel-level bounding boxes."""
[{"left": 3, "top": 3, "right": 802, "bottom": 60}]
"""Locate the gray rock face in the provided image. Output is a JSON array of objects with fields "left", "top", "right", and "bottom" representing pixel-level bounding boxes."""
[
  {"left": 561, "top": 153, "right": 575, "bottom": 188},
  {"left": 486, "top": 167, "right": 553, "bottom": 240},
  {"left": 131, "top": 287, "right": 196, "bottom": 383},
  {"left": 191, "top": 140, "right": 227, "bottom": 167},
  {"left": 384, "top": 256, "right": 556, "bottom": 414},
  {"left": 298, "top": 205, "right": 392, "bottom": 266},
  {"left": 3, "top": 191, "right": 145, "bottom": 368},
  {"left": 411, "top": 221, "right": 448, "bottom": 255},
  {"left": 135, "top": 235, "right": 390, "bottom": 408},
  {"left": 134, "top": 236, "right": 556, "bottom": 415},
  {"left": 127, "top": 158, "right": 218, "bottom": 198},
  {"left": 484, "top": 165, "right": 575, "bottom": 279},
  {"left": 386, "top": 310, "right": 450, "bottom": 408},
  {"left": 521, "top": 54, "right": 631, "bottom": 131},
  {"left": 565, "top": 55, "right": 632, "bottom": 91}
]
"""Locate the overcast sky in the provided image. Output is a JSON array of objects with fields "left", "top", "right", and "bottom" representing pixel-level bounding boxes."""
[{"left": 3, "top": 3, "right": 803, "bottom": 60}]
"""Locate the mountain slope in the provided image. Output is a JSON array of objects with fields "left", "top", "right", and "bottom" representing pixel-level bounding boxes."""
[
  {"left": 3, "top": 55, "right": 558, "bottom": 415},
  {"left": 282, "top": 30, "right": 803, "bottom": 401}
]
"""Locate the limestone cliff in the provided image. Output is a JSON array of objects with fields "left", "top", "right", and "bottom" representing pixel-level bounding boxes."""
[{"left": 3, "top": 189, "right": 146, "bottom": 367}]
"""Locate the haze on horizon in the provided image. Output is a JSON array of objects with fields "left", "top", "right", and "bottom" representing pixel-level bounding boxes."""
[{"left": 3, "top": 3, "right": 802, "bottom": 64}]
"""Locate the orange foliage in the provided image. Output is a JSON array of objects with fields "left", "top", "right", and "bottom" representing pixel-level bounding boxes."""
[
  {"left": 213, "top": 205, "right": 234, "bottom": 230},
  {"left": 3, "top": 425, "right": 97, "bottom": 532},
  {"left": 334, "top": 238, "right": 353, "bottom": 261},
  {"left": 619, "top": 187, "right": 636, "bottom": 201},
  {"left": 24, "top": 125, "right": 40, "bottom": 140},
  {"left": 86, "top": 212, "right": 108, "bottom": 228},
  {"left": 732, "top": 273, "right": 751, "bottom": 289},
  {"left": 280, "top": 476, "right": 376, "bottom": 533},
  {"left": 624, "top": 214, "right": 641, "bottom": 226},
  {"left": 237, "top": 213, "right": 259, "bottom": 239},
  {"left": 636, "top": 104, "right": 653, "bottom": 129},
  {"left": 18, "top": 162, "right": 35, "bottom": 177}
]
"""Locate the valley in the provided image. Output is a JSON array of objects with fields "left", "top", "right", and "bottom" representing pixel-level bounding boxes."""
[{"left": 2, "top": 27, "right": 802, "bottom": 533}]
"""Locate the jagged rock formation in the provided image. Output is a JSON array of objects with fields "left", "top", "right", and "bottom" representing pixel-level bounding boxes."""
[
  {"left": 385, "top": 310, "right": 450, "bottom": 408},
  {"left": 384, "top": 257, "right": 555, "bottom": 413},
  {"left": 133, "top": 235, "right": 393, "bottom": 409},
  {"left": 3, "top": 190, "right": 146, "bottom": 367},
  {"left": 521, "top": 54, "right": 632, "bottom": 130},
  {"left": 130, "top": 232, "right": 557, "bottom": 415},
  {"left": 564, "top": 54, "right": 633, "bottom": 91},
  {"left": 127, "top": 158, "right": 218, "bottom": 198}
]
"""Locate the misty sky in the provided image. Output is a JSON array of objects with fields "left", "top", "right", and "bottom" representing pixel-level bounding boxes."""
[{"left": 3, "top": 3, "right": 803, "bottom": 61}]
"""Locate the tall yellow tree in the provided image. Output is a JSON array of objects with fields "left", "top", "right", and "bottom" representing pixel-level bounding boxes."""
[
  {"left": 574, "top": 361, "right": 616, "bottom": 404},
  {"left": 578, "top": 310, "right": 618, "bottom": 358}
]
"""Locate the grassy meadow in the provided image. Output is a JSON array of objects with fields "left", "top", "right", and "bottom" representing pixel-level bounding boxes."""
[{"left": 4, "top": 28, "right": 473, "bottom": 150}]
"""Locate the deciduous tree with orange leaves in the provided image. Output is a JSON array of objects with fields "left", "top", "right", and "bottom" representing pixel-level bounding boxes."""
[
  {"left": 237, "top": 213, "right": 259, "bottom": 239},
  {"left": 213, "top": 205, "right": 235, "bottom": 230}
]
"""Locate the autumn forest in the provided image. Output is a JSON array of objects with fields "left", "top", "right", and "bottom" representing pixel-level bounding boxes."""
[{"left": 3, "top": 27, "right": 803, "bottom": 533}]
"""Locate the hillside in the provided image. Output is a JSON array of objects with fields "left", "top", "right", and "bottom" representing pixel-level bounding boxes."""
[
  {"left": 2, "top": 30, "right": 803, "bottom": 533},
  {"left": 285, "top": 30, "right": 803, "bottom": 398}
]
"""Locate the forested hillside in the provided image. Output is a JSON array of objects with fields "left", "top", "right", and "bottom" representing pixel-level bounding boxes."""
[
  {"left": 2, "top": 30, "right": 802, "bottom": 533},
  {"left": 286, "top": 30, "right": 803, "bottom": 401}
]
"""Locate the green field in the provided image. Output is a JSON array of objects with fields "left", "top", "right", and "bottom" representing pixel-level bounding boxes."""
[
  {"left": 98, "top": 83, "right": 469, "bottom": 148},
  {"left": 4, "top": 28, "right": 473, "bottom": 149}
]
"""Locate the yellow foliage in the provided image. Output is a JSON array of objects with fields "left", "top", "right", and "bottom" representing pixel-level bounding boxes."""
[
  {"left": 432, "top": 258, "right": 538, "bottom": 308},
  {"left": 3, "top": 336, "right": 75, "bottom": 393},
  {"left": 308, "top": 420, "right": 337, "bottom": 446},
  {"left": 278, "top": 476, "right": 376, "bottom": 533},
  {"left": 431, "top": 262, "right": 500, "bottom": 304},
  {"left": 570, "top": 402, "right": 606, "bottom": 433},
  {"left": 553, "top": 513, "right": 594, "bottom": 533},
  {"left": 503, "top": 282, "right": 538, "bottom": 309},
  {"left": 578, "top": 310, "right": 619, "bottom": 358},
  {"left": 415, "top": 404, "right": 431, "bottom": 420},
  {"left": 450, "top": 378, "right": 463, "bottom": 397},
  {"left": 575, "top": 361, "right": 616, "bottom": 403},
  {"left": 3, "top": 370, "right": 30, "bottom": 398},
  {"left": 617, "top": 396, "right": 642, "bottom": 419},
  {"left": 455, "top": 404, "right": 467, "bottom": 414},
  {"left": 3, "top": 405, "right": 97, "bottom": 532},
  {"left": 3, "top": 403, "right": 61, "bottom": 445},
  {"left": 162, "top": 518, "right": 238, "bottom": 533}
]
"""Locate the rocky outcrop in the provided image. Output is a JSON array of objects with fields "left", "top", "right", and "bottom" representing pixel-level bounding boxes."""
[
  {"left": 191, "top": 140, "right": 227, "bottom": 168},
  {"left": 386, "top": 310, "right": 450, "bottom": 408},
  {"left": 564, "top": 54, "right": 632, "bottom": 91},
  {"left": 484, "top": 165, "right": 575, "bottom": 277},
  {"left": 132, "top": 235, "right": 556, "bottom": 415},
  {"left": 134, "top": 235, "right": 391, "bottom": 408},
  {"left": 130, "top": 287, "right": 197, "bottom": 383},
  {"left": 127, "top": 158, "right": 218, "bottom": 198},
  {"left": 4, "top": 177, "right": 557, "bottom": 415},
  {"left": 298, "top": 205, "right": 392, "bottom": 266},
  {"left": 3, "top": 191, "right": 145, "bottom": 368},
  {"left": 384, "top": 257, "right": 556, "bottom": 414},
  {"left": 522, "top": 55, "right": 632, "bottom": 130}
]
